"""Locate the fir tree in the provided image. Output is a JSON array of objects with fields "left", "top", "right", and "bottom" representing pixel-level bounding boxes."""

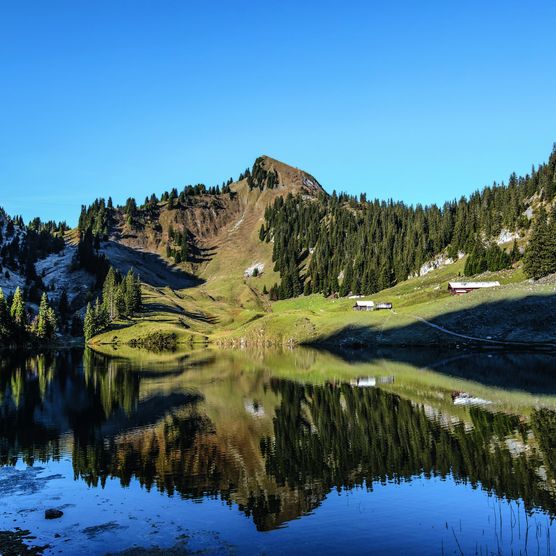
[
  {"left": 523, "top": 208, "right": 556, "bottom": 279},
  {"left": 36, "top": 292, "right": 56, "bottom": 339},
  {"left": 10, "top": 287, "right": 26, "bottom": 329},
  {"left": 95, "top": 297, "right": 109, "bottom": 331},
  {"left": 124, "top": 269, "right": 141, "bottom": 316},
  {"left": 84, "top": 302, "right": 94, "bottom": 341},
  {"left": 180, "top": 232, "right": 188, "bottom": 261},
  {"left": 510, "top": 240, "right": 521, "bottom": 263},
  {"left": 102, "top": 267, "right": 118, "bottom": 320}
]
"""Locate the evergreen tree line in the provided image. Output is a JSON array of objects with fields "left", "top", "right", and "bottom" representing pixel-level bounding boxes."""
[
  {"left": 78, "top": 197, "right": 113, "bottom": 239},
  {"left": 84, "top": 267, "right": 142, "bottom": 341},
  {"left": 261, "top": 146, "right": 556, "bottom": 298},
  {"left": 78, "top": 176, "right": 241, "bottom": 240},
  {"left": 0, "top": 287, "right": 57, "bottom": 344},
  {"left": 463, "top": 240, "right": 520, "bottom": 276}
]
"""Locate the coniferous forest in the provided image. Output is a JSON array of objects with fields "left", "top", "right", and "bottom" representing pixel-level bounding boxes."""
[
  {"left": 0, "top": 287, "right": 57, "bottom": 345},
  {"left": 261, "top": 146, "right": 556, "bottom": 299}
]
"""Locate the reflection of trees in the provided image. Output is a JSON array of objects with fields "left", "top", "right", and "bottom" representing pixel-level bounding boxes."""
[
  {"left": 69, "top": 379, "right": 556, "bottom": 530},
  {"left": 70, "top": 404, "right": 316, "bottom": 531},
  {"left": 3, "top": 350, "right": 556, "bottom": 531},
  {"left": 82, "top": 349, "right": 141, "bottom": 417},
  {"left": 262, "top": 381, "right": 556, "bottom": 517},
  {"left": 0, "top": 351, "right": 69, "bottom": 465},
  {"left": 0, "top": 349, "right": 143, "bottom": 465},
  {"left": 531, "top": 408, "right": 556, "bottom": 483}
]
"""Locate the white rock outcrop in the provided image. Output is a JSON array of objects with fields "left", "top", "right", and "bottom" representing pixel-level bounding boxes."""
[{"left": 244, "top": 262, "right": 264, "bottom": 277}]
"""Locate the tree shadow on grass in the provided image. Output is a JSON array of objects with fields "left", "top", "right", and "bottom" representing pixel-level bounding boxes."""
[
  {"left": 100, "top": 241, "right": 203, "bottom": 289},
  {"left": 187, "top": 243, "right": 217, "bottom": 264},
  {"left": 143, "top": 302, "right": 186, "bottom": 315},
  {"left": 182, "top": 309, "right": 219, "bottom": 325}
]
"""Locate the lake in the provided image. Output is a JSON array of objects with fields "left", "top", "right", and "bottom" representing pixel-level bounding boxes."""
[{"left": 1, "top": 347, "right": 556, "bottom": 555}]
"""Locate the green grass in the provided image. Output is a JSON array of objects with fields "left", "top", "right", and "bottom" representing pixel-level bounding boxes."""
[
  {"left": 89, "top": 256, "right": 556, "bottom": 349},
  {"left": 214, "top": 260, "right": 555, "bottom": 346}
]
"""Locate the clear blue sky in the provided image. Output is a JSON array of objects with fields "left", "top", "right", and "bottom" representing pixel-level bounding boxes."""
[{"left": 1, "top": 0, "right": 555, "bottom": 225}]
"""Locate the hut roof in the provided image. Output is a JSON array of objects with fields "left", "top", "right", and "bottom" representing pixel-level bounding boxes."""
[{"left": 448, "top": 281, "right": 500, "bottom": 289}]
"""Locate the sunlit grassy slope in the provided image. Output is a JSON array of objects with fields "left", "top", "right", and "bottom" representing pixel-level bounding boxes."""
[{"left": 91, "top": 255, "right": 556, "bottom": 348}]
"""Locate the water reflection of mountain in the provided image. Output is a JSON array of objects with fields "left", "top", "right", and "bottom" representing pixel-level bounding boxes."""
[{"left": 1, "top": 349, "right": 556, "bottom": 531}]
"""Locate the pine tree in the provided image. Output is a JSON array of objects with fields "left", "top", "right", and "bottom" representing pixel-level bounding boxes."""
[
  {"left": 523, "top": 209, "right": 556, "bottom": 279},
  {"left": 339, "top": 260, "right": 354, "bottom": 297},
  {"left": 180, "top": 232, "right": 188, "bottom": 261},
  {"left": 46, "top": 307, "right": 57, "bottom": 338},
  {"left": 114, "top": 285, "right": 126, "bottom": 319},
  {"left": 95, "top": 297, "right": 109, "bottom": 330},
  {"left": 37, "top": 292, "right": 50, "bottom": 339},
  {"left": 132, "top": 273, "right": 142, "bottom": 313},
  {"left": 84, "top": 302, "right": 94, "bottom": 341},
  {"left": 124, "top": 269, "right": 140, "bottom": 316},
  {"left": 46, "top": 306, "right": 57, "bottom": 339},
  {"left": 0, "top": 288, "right": 11, "bottom": 339},
  {"left": 102, "top": 267, "right": 118, "bottom": 319},
  {"left": 510, "top": 240, "right": 520, "bottom": 263},
  {"left": 10, "top": 287, "right": 26, "bottom": 329}
]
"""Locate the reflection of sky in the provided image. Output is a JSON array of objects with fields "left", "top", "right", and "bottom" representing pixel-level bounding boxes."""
[{"left": 2, "top": 459, "right": 553, "bottom": 555}]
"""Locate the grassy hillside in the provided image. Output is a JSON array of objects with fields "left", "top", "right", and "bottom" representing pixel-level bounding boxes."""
[
  {"left": 91, "top": 157, "right": 327, "bottom": 345},
  {"left": 90, "top": 254, "right": 556, "bottom": 349},
  {"left": 211, "top": 260, "right": 555, "bottom": 347}
]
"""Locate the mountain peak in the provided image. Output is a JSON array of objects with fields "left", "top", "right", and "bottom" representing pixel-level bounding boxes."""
[{"left": 247, "top": 155, "right": 325, "bottom": 196}]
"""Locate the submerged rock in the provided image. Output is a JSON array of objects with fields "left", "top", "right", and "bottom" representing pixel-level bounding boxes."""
[{"left": 44, "top": 508, "right": 63, "bottom": 520}]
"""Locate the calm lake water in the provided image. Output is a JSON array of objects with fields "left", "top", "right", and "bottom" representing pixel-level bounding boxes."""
[{"left": 1, "top": 347, "right": 556, "bottom": 555}]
